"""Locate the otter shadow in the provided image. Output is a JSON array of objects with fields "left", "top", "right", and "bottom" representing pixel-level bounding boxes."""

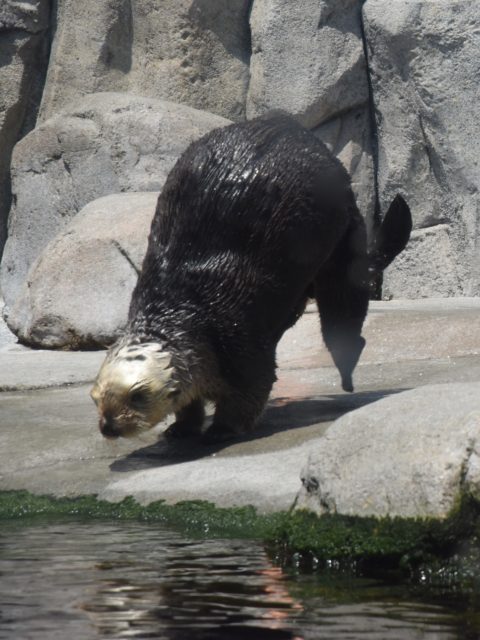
[{"left": 110, "top": 387, "right": 406, "bottom": 473}]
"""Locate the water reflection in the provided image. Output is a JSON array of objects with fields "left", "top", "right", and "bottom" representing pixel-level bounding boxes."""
[
  {"left": 0, "top": 522, "right": 303, "bottom": 639},
  {"left": 0, "top": 521, "right": 478, "bottom": 639},
  {"left": 80, "top": 537, "right": 305, "bottom": 639}
]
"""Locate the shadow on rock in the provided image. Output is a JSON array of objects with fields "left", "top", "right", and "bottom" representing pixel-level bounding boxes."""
[
  {"left": 260, "top": 388, "right": 402, "bottom": 436},
  {"left": 109, "top": 435, "right": 226, "bottom": 472},
  {"left": 110, "top": 388, "right": 405, "bottom": 473}
]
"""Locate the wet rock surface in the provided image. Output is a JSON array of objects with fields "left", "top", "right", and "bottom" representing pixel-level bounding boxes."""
[{"left": 1, "top": 299, "right": 479, "bottom": 515}]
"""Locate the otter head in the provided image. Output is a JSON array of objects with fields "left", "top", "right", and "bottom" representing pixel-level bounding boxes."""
[{"left": 90, "top": 340, "right": 180, "bottom": 439}]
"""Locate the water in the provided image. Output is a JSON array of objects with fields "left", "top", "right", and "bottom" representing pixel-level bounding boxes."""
[{"left": 0, "top": 521, "right": 479, "bottom": 639}]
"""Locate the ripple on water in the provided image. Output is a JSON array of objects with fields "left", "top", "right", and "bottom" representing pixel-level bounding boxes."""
[{"left": 0, "top": 521, "right": 477, "bottom": 639}]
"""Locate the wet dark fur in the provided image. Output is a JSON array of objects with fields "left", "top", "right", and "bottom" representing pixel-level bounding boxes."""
[{"left": 128, "top": 114, "right": 412, "bottom": 442}]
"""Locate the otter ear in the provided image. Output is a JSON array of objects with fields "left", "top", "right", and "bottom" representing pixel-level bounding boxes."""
[{"left": 369, "top": 195, "right": 412, "bottom": 274}]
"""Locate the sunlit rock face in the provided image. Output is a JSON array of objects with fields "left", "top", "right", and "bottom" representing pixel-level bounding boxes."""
[
  {"left": 1, "top": 0, "right": 480, "bottom": 318},
  {"left": 247, "top": 0, "right": 369, "bottom": 128},
  {"left": 247, "top": 0, "right": 375, "bottom": 227},
  {"left": 364, "top": 0, "right": 480, "bottom": 297},
  {"left": 0, "top": 0, "right": 50, "bottom": 255},
  {"left": 246, "top": 0, "right": 480, "bottom": 298},
  {"left": 0, "top": 93, "right": 230, "bottom": 311},
  {"left": 298, "top": 382, "right": 480, "bottom": 519},
  {"left": 6, "top": 192, "right": 159, "bottom": 349},
  {"left": 37, "top": 0, "right": 252, "bottom": 123}
]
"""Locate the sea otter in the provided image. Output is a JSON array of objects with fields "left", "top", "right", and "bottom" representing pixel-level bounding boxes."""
[{"left": 91, "top": 113, "right": 412, "bottom": 443}]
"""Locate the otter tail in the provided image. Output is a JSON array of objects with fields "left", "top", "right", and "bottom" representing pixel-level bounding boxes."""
[
  {"left": 317, "top": 194, "right": 412, "bottom": 393},
  {"left": 368, "top": 194, "right": 412, "bottom": 279}
]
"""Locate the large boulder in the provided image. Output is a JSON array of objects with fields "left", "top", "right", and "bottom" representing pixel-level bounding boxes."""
[
  {"left": 0, "top": 0, "right": 50, "bottom": 253},
  {"left": 298, "top": 383, "right": 480, "bottom": 519},
  {"left": 0, "top": 92, "right": 230, "bottom": 310},
  {"left": 38, "top": 0, "right": 251, "bottom": 123},
  {"left": 363, "top": 0, "right": 480, "bottom": 297},
  {"left": 7, "top": 192, "right": 158, "bottom": 349}
]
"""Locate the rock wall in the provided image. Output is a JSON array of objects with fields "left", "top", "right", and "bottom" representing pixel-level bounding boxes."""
[
  {"left": 364, "top": 0, "right": 480, "bottom": 297},
  {"left": 0, "top": 0, "right": 51, "bottom": 252},
  {"left": 38, "top": 0, "right": 252, "bottom": 123},
  {"left": 247, "top": 0, "right": 375, "bottom": 227},
  {"left": 0, "top": 93, "right": 229, "bottom": 309},
  {"left": 0, "top": 0, "right": 479, "bottom": 346}
]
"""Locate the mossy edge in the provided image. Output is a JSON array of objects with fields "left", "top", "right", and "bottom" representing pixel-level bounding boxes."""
[{"left": 1, "top": 490, "right": 478, "bottom": 571}]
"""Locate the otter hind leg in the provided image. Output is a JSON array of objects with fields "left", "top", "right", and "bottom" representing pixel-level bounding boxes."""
[
  {"left": 164, "top": 398, "right": 205, "bottom": 439},
  {"left": 202, "top": 391, "right": 268, "bottom": 444},
  {"left": 315, "top": 216, "right": 369, "bottom": 393},
  {"left": 202, "top": 367, "right": 275, "bottom": 444}
]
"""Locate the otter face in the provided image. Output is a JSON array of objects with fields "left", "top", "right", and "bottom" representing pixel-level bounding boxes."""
[{"left": 90, "top": 341, "right": 179, "bottom": 439}]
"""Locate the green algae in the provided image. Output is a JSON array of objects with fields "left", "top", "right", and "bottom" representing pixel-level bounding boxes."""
[
  {"left": 1, "top": 490, "right": 479, "bottom": 573},
  {"left": 276, "top": 498, "right": 480, "bottom": 563},
  {"left": 0, "top": 491, "right": 282, "bottom": 539}
]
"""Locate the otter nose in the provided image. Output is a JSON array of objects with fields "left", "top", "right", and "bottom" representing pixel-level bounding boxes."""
[{"left": 99, "top": 415, "right": 120, "bottom": 439}]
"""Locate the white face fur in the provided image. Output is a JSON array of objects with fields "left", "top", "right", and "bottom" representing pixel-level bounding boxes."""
[{"left": 90, "top": 341, "right": 180, "bottom": 438}]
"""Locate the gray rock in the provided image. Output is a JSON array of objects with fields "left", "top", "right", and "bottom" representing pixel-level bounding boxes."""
[
  {"left": 246, "top": 1, "right": 374, "bottom": 228},
  {"left": 0, "top": 298, "right": 16, "bottom": 350},
  {"left": 247, "top": 0, "right": 368, "bottom": 128},
  {"left": 0, "top": 92, "right": 230, "bottom": 310},
  {"left": 98, "top": 440, "right": 314, "bottom": 511},
  {"left": 277, "top": 298, "right": 480, "bottom": 373},
  {"left": 0, "top": 353, "right": 105, "bottom": 391},
  {"left": 1, "top": 301, "right": 480, "bottom": 512},
  {"left": 0, "top": 1, "right": 49, "bottom": 31},
  {"left": 363, "top": 0, "right": 480, "bottom": 297},
  {"left": 382, "top": 226, "right": 463, "bottom": 299},
  {"left": 7, "top": 192, "right": 158, "bottom": 349},
  {"left": 314, "top": 106, "right": 375, "bottom": 227},
  {"left": 298, "top": 383, "right": 480, "bottom": 519},
  {"left": 0, "top": 0, "right": 50, "bottom": 253},
  {"left": 39, "top": 0, "right": 251, "bottom": 123}
]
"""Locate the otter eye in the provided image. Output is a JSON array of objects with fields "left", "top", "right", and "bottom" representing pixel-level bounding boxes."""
[{"left": 129, "top": 390, "right": 148, "bottom": 407}]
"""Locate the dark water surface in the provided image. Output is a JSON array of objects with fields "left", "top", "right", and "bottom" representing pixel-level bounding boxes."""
[{"left": 0, "top": 521, "right": 479, "bottom": 640}]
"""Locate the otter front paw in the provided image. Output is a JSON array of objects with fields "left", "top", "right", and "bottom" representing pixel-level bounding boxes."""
[
  {"left": 164, "top": 420, "right": 201, "bottom": 439},
  {"left": 201, "top": 423, "right": 245, "bottom": 445},
  {"left": 165, "top": 399, "right": 205, "bottom": 439}
]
